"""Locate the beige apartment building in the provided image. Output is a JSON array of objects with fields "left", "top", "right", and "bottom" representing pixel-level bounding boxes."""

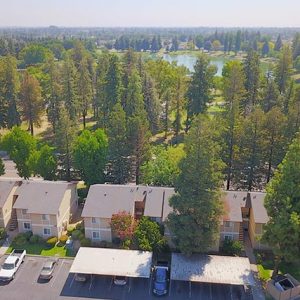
[
  {"left": 82, "top": 184, "right": 269, "bottom": 250},
  {"left": 0, "top": 179, "right": 21, "bottom": 230},
  {"left": 13, "top": 180, "right": 78, "bottom": 238}
]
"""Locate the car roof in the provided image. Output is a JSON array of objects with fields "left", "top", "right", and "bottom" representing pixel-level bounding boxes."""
[
  {"left": 43, "top": 260, "right": 55, "bottom": 268},
  {"left": 5, "top": 256, "right": 18, "bottom": 264}
]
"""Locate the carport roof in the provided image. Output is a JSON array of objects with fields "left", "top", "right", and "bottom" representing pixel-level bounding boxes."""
[
  {"left": 171, "top": 253, "right": 255, "bottom": 286},
  {"left": 70, "top": 247, "right": 153, "bottom": 278}
]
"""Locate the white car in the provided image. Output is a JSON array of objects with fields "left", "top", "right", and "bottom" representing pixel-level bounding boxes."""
[{"left": 0, "top": 249, "right": 26, "bottom": 282}]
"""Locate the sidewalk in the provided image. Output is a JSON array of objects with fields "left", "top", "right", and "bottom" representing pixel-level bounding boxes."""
[
  {"left": 244, "top": 232, "right": 266, "bottom": 300},
  {"left": 0, "top": 238, "right": 11, "bottom": 257}
]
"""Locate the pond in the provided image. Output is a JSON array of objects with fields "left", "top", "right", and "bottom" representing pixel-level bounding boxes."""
[{"left": 162, "top": 53, "right": 227, "bottom": 76}]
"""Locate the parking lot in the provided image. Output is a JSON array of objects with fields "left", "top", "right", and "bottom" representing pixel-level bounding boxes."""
[{"left": 0, "top": 255, "right": 252, "bottom": 300}]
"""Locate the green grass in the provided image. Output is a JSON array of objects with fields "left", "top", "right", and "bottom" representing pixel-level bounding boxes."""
[{"left": 6, "top": 241, "right": 74, "bottom": 257}]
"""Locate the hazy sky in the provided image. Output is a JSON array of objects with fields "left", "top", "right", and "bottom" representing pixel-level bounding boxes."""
[{"left": 1, "top": 0, "right": 300, "bottom": 27}]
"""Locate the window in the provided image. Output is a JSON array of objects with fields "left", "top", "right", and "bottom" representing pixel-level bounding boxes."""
[
  {"left": 92, "top": 217, "right": 98, "bottom": 224},
  {"left": 224, "top": 221, "right": 232, "bottom": 228},
  {"left": 43, "top": 228, "right": 51, "bottom": 236},
  {"left": 22, "top": 209, "right": 28, "bottom": 215},
  {"left": 42, "top": 214, "right": 50, "bottom": 221},
  {"left": 92, "top": 231, "right": 100, "bottom": 240},
  {"left": 23, "top": 222, "right": 31, "bottom": 230},
  {"left": 224, "top": 234, "right": 233, "bottom": 241}
]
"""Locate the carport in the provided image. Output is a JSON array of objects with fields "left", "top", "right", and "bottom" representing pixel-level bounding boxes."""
[
  {"left": 69, "top": 247, "right": 153, "bottom": 290},
  {"left": 170, "top": 253, "right": 255, "bottom": 298}
]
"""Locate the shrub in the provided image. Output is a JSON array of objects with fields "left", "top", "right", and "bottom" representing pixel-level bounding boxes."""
[
  {"left": 23, "top": 231, "right": 33, "bottom": 241},
  {"left": 46, "top": 236, "right": 58, "bottom": 246},
  {"left": 67, "top": 225, "right": 75, "bottom": 236},
  {"left": 0, "top": 228, "right": 6, "bottom": 240},
  {"left": 29, "top": 234, "right": 42, "bottom": 244},
  {"left": 80, "top": 238, "right": 91, "bottom": 247},
  {"left": 222, "top": 239, "right": 244, "bottom": 256},
  {"left": 99, "top": 240, "right": 108, "bottom": 248},
  {"left": 59, "top": 235, "right": 68, "bottom": 244},
  {"left": 14, "top": 234, "right": 27, "bottom": 246},
  {"left": 122, "top": 239, "right": 131, "bottom": 250},
  {"left": 77, "top": 187, "right": 88, "bottom": 199},
  {"left": 71, "top": 229, "right": 82, "bottom": 240},
  {"left": 75, "top": 222, "right": 84, "bottom": 233}
]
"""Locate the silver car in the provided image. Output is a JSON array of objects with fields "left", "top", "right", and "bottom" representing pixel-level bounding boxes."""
[{"left": 39, "top": 259, "right": 57, "bottom": 280}]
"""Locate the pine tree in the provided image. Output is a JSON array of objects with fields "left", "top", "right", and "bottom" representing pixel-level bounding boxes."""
[
  {"left": 107, "top": 103, "right": 130, "bottom": 184},
  {"left": 262, "top": 134, "right": 300, "bottom": 277},
  {"left": 77, "top": 57, "right": 93, "bottom": 128},
  {"left": 221, "top": 61, "right": 245, "bottom": 190},
  {"left": 55, "top": 107, "right": 77, "bottom": 181},
  {"left": 143, "top": 73, "right": 160, "bottom": 134},
  {"left": 167, "top": 115, "right": 224, "bottom": 255},
  {"left": 234, "top": 108, "right": 265, "bottom": 190},
  {"left": 263, "top": 107, "right": 287, "bottom": 183},
  {"left": 20, "top": 72, "right": 44, "bottom": 136},
  {"left": 275, "top": 45, "right": 293, "bottom": 95},
  {"left": 61, "top": 55, "right": 78, "bottom": 121},
  {"left": 186, "top": 54, "right": 216, "bottom": 129},
  {"left": 0, "top": 157, "right": 5, "bottom": 176},
  {"left": 261, "top": 74, "right": 280, "bottom": 112},
  {"left": 243, "top": 49, "right": 260, "bottom": 114},
  {"left": 44, "top": 56, "right": 62, "bottom": 133},
  {"left": 274, "top": 35, "right": 283, "bottom": 51}
]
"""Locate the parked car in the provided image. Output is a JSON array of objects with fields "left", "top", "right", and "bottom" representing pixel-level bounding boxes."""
[
  {"left": 39, "top": 259, "right": 57, "bottom": 280},
  {"left": 152, "top": 262, "right": 169, "bottom": 296},
  {"left": 113, "top": 275, "right": 127, "bottom": 286},
  {"left": 0, "top": 249, "right": 26, "bottom": 282},
  {"left": 74, "top": 273, "right": 89, "bottom": 282}
]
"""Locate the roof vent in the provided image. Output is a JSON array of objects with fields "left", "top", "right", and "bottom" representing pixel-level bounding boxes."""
[
  {"left": 234, "top": 194, "right": 237, "bottom": 198},
  {"left": 243, "top": 197, "right": 246, "bottom": 201},
  {"left": 104, "top": 193, "right": 107, "bottom": 197},
  {"left": 253, "top": 195, "right": 256, "bottom": 199}
]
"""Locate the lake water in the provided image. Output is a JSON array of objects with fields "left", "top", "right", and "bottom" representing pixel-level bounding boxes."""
[{"left": 162, "top": 53, "right": 226, "bottom": 76}]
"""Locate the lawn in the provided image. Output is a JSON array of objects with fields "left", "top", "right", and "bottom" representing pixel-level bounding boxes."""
[
  {"left": 255, "top": 251, "right": 300, "bottom": 283},
  {"left": 6, "top": 241, "right": 75, "bottom": 257}
]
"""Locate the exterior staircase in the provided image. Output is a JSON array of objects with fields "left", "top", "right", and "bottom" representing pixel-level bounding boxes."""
[
  {"left": 9, "top": 209, "right": 18, "bottom": 231},
  {"left": 238, "top": 223, "right": 244, "bottom": 242}
]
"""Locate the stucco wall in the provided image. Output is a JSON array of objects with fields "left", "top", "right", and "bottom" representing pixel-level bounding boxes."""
[{"left": 84, "top": 217, "right": 112, "bottom": 242}]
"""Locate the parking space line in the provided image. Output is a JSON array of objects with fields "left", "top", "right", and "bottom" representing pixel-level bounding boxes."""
[
  {"left": 210, "top": 283, "right": 212, "bottom": 300},
  {"left": 230, "top": 285, "right": 233, "bottom": 300},
  {"left": 148, "top": 273, "right": 152, "bottom": 295},
  {"left": 127, "top": 277, "right": 132, "bottom": 293},
  {"left": 69, "top": 273, "right": 75, "bottom": 288},
  {"left": 168, "top": 280, "right": 172, "bottom": 297},
  {"left": 89, "top": 274, "right": 94, "bottom": 290},
  {"left": 189, "top": 281, "right": 192, "bottom": 298},
  {"left": 51, "top": 259, "right": 64, "bottom": 288},
  {"left": 109, "top": 277, "right": 113, "bottom": 291},
  {"left": 10, "top": 259, "right": 28, "bottom": 286}
]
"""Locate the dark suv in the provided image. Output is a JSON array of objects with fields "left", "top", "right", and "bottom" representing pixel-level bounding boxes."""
[{"left": 152, "top": 264, "right": 169, "bottom": 296}]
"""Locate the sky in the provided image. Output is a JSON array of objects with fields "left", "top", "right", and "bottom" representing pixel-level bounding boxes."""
[{"left": 1, "top": 0, "right": 300, "bottom": 28}]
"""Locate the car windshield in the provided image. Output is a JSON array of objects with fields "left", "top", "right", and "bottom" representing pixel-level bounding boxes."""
[
  {"left": 3, "top": 263, "right": 14, "bottom": 270},
  {"left": 155, "top": 268, "right": 166, "bottom": 283},
  {"left": 115, "top": 276, "right": 125, "bottom": 280},
  {"left": 42, "top": 266, "right": 52, "bottom": 271}
]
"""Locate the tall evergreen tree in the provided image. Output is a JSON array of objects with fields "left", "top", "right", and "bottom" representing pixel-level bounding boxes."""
[
  {"left": 186, "top": 54, "right": 216, "bottom": 130},
  {"left": 61, "top": 55, "right": 78, "bottom": 121},
  {"left": 44, "top": 56, "right": 62, "bottom": 133},
  {"left": 261, "top": 74, "right": 280, "bottom": 112},
  {"left": 19, "top": 72, "right": 44, "bottom": 136},
  {"left": 221, "top": 61, "right": 245, "bottom": 190},
  {"left": 275, "top": 45, "right": 293, "bottom": 95},
  {"left": 262, "top": 134, "right": 300, "bottom": 277},
  {"left": 107, "top": 103, "right": 130, "bottom": 184},
  {"left": 274, "top": 35, "right": 283, "bottom": 51},
  {"left": 167, "top": 115, "right": 224, "bottom": 255},
  {"left": 143, "top": 73, "right": 160, "bottom": 134},
  {"left": 243, "top": 49, "right": 260, "bottom": 114},
  {"left": 77, "top": 57, "right": 93, "bottom": 128},
  {"left": 55, "top": 107, "right": 77, "bottom": 181},
  {"left": 234, "top": 108, "right": 265, "bottom": 190}
]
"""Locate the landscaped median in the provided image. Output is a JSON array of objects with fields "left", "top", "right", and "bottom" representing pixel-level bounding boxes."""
[{"left": 6, "top": 231, "right": 74, "bottom": 257}]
